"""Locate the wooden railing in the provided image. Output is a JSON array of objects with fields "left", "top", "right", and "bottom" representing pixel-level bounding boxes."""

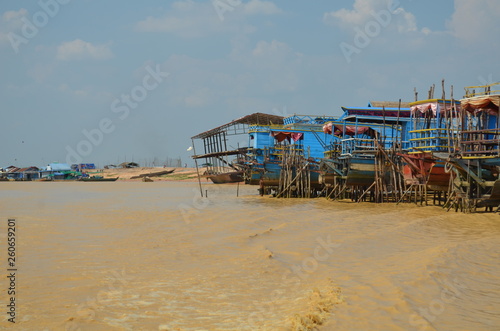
[
  {"left": 460, "top": 128, "right": 500, "bottom": 158},
  {"left": 409, "top": 128, "right": 452, "bottom": 153}
]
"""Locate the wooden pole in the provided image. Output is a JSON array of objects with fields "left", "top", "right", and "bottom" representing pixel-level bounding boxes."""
[{"left": 191, "top": 138, "right": 204, "bottom": 198}]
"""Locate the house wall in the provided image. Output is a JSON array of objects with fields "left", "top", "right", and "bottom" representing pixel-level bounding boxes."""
[{"left": 250, "top": 131, "right": 273, "bottom": 149}]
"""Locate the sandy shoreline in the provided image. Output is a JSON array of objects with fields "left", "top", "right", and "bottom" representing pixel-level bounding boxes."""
[{"left": 97, "top": 166, "right": 202, "bottom": 182}]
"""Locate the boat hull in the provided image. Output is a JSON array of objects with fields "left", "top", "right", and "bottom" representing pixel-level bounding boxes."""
[
  {"left": 345, "top": 157, "right": 375, "bottom": 187},
  {"left": 401, "top": 153, "right": 449, "bottom": 191},
  {"left": 80, "top": 177, "right": 119, "bottom": 182},
  {"left": 207, "top": 171, "right": 244, "bottom": 184}
]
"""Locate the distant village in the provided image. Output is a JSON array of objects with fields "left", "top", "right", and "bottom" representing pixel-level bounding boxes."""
[{"left": 0, "top": 162, "right": 140, "bottom": 181}]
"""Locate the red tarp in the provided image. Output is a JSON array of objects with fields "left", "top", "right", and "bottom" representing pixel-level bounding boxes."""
[{"left": 270, "top": 131, "right": 304, "bottom": 142}]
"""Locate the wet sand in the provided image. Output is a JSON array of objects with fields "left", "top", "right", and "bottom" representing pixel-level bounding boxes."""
[{"left": 0, "top": 182, "right": 499, "bottom": 330}]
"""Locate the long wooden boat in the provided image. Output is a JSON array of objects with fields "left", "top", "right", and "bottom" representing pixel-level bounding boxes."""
[
  {"left": 207, "top": 171, "right": 243, "bottom": 184},
  {"left": 129, "top": 169, "right": 174, "bottom": 179},
  {"left": 79, "top": 177, "right": 119, "bottom": 182}
]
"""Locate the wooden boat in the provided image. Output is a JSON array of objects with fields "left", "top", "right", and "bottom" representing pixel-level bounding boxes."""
[
  {"left": 345, "top": 156, "right": 376, "bottom": 187},
  {"left": 207, "top": 171, "right": 244, "bottom": 184},
  {"left": 130, "top": 169, "right": 174, "bottom": 179},
  {"left": 400, "top": 152, "right": 449, "bottom": 191},
  {"left": 79, "top": 176, "right": 119, "bottom": 182}
]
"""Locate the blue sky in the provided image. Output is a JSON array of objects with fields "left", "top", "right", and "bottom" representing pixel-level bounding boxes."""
[{"left": 1, "top": 0, "right": 498, "bottom": 167}]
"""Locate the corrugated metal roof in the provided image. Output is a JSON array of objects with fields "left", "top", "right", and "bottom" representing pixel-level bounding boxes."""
[
  {"left": 192, "top": 113, "right": 284, "bottom": 140},
  {"left": 18, "top": 166, "right": 40, "bottom": 172},
  {"left": 6, "top": 167, "right": 20, "bottom": 173}
]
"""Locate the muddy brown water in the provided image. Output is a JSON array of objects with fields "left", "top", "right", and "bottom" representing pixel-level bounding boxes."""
[{"left": 0, "top": 182, "right": 499, "bottom": 330}]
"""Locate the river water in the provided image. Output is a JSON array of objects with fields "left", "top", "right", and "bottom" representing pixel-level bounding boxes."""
[{"left": 0, "top": 182, "right": 499, "bottom": 330}]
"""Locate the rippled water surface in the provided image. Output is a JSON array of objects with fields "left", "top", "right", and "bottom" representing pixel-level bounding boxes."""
[{"left": 1, "top": 182, "right": 499, "bottom": 330}]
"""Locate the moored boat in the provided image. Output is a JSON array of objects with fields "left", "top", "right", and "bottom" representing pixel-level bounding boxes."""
[
  {"left": 206, "top": 171, "right": 244, "bottom": 184},
  {"left": 79, "top": 176, "right": 119, "bottom": 182}
]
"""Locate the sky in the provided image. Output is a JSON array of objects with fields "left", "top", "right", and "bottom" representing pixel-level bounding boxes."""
[{"left": 0, "top": 0, "right": 499, "bottom": 167}]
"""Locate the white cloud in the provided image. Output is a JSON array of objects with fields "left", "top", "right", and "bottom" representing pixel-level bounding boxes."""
[
  {"left": 0, "top": 8, "right": 28, "bottom": 45},
  {"left": 324, "top": 0, "right": 379, "bottom": 26},
  {"left": 3, "top": 8, "right": 27, "bottom": 22},
  {"left": 447, "top": 0, "right": 500, "bottom": 44},
  {"left": 252, "top": 40, "right": 290, "bottom": 57},
  {"left": 243, "top": 0, "right": 282, "bottom": 15},
  {"left": 323, "top": 0, "right": 419, "bottom": 34},
  {"left": 56, "top": 39, "right": 113, "bottom": 61},
  {"left": 393, "top": 8, "right": 417, "bottom": 33}
]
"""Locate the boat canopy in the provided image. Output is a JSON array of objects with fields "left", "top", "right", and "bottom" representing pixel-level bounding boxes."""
[
  {"left": 460, "top": 95, "right": 500, "bottom": 114},
  {"left": 409, "top": 99, "right": 460, "bottom": 117}
]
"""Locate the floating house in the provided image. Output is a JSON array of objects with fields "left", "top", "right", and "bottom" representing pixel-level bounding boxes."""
[
  {"left": 399, "top": 98, "right": 461, "bottom": 192},
  {"left": 40, "top": 163, "right": 76, "bottom": 180},
  {"left": 319, "top": 102, "right": 411, "bottom": 201},
  {"left": 191, "top": 113, "right": 284, "bottom": 184},
  {"left": 247, "top": 114, "right": 336, "bottom": 188},
  {"left": 0, "top": 166, "right": 40, "bottom": 180},
  {"left": 443, "top": 82, "right": 500, "bottom": 212},
  {"left": 17, "top": 166, "right": 41, "bottom": 180},
  {"left": 1, "top": 166, "right": 21, "bottom": 180},
  {"left": 187, "top": 83, "right": 500, "bottom": 213},
  {"left": 72, "top": 163, "right": 96, "bottom": 172}
]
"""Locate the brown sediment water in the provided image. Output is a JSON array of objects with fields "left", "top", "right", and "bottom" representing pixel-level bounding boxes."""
[{"left": 0, "top": 182, "right": 499, "bottom": 330}]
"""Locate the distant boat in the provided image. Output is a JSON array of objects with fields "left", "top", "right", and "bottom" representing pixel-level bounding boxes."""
[
  {"left": 79, "top": 176, "right": 119, "bottom": 182},
  {"left": 129, "top": 169, "right": 175, "bottom": 179},
  {"left": 37, "top": 178, "right": 52, "bottom": 182}
]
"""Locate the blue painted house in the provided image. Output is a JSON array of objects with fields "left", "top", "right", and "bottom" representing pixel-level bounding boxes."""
[
  {"left": 247, "top": 114, "right": 336, "bottom": 186},
  {"left": 40, "top": 163, "right": 74, "bottom": 180}
]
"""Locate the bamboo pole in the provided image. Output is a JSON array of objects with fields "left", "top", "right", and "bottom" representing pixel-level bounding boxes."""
[{"left": 191, "top": 138, "right": 204, "bottom": 198}]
